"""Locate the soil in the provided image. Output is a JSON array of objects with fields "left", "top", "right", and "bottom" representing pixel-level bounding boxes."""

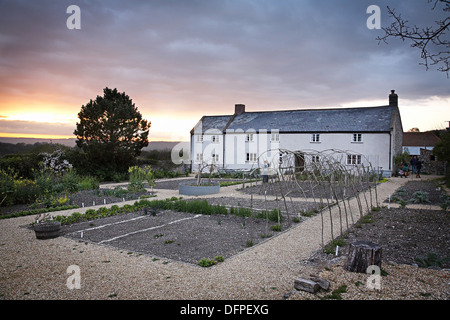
[
  {"left": 385, "top": 179, "right": 447, "bottom": 205},
  {"left": 307, "top": 180, "right": 450, "bottom": 269},
  {"left": 5, "top": 177, "right": 450, "bottom": 269},
  {"left": 241, "top": 179, "right": 375, "bottom": 199},
  {"left": 61, "top": 207, "right": 290, "bottom": 265}
]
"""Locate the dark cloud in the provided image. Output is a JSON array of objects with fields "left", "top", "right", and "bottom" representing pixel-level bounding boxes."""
[{"left": 0, "top": 0, "right": 448, "bottom": 130}]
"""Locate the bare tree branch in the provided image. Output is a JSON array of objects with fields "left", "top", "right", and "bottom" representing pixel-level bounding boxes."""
[{"left": 376, "top": 0, "right": 450, "bottom": 76}]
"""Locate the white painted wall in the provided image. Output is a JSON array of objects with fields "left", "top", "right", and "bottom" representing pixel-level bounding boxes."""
[
  {"left": 280, "top": 132, "right": 391, "bottom": 172},
  {"left": 192, "top": 131, "right": 392, "bottom": 175}
]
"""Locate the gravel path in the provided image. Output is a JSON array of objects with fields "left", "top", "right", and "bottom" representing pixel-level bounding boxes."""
[{"left": 0, "top": 175, "right": 448, "bottom": 301}]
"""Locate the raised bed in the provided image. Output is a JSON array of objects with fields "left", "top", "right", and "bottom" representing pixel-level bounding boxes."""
[{"left": 179, "top": 182, "right": 220, "bottom": 196}]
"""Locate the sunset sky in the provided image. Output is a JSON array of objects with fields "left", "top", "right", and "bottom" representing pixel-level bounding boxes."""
[{"left": 0, "top": 0, "right": 449, "bottom": 143}]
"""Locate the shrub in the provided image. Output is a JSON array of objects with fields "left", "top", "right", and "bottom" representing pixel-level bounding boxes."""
[
  {"left": 128, "top": 165, "right": 155, "bottom": 192},
  {"left": 10, "top": 178, "right": 40, "bottom": 206}
]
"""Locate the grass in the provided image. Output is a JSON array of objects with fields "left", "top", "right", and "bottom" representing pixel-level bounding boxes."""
[
  {"left": 323, "top": 238, "right": 347, "bottom": 254},
  {"left": 321, "top": 285, "right": 347, "bottom": 300}
]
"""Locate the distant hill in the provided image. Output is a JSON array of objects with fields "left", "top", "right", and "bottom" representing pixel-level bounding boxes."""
[
  {"left": 0, "top": 137, "right": 77, "bottom": 148},
  {"left": 0, "top": 137, "right": 184, "bottom": 155}
]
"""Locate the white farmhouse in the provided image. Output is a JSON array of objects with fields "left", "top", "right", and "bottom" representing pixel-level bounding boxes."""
[{"left": 190, "top": 91, "right": 403, "bottom": 177}]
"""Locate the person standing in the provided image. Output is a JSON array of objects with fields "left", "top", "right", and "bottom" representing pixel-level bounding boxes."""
[
  {"left": 410, "top": 156, "right": 418, "bottom": 175},
  {"left": 416, "top": 159, "right": 422, "bottom": 178}
]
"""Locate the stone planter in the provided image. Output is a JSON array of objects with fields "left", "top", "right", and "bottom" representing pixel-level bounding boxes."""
[
  {"left": 33, "top": 221, "right": 61, "bottom": 240},
  {"left": 179, "top": 182, "right": 220, "bottom": 196}
]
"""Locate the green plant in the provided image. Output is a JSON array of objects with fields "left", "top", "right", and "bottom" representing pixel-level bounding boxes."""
[
  {"left": 360, "top": 214, "right": 374, "bottom": 224},
  {"left": 414, "top": 251, "right": 449, "bottom": 268},
  {"left": 409, "top": 191, "right": 430, "bottom": 204},
  {"left": 271, "top": 224, "right": 282, "bottom": 232},
  {"left": 214, "top": 255, "right": 225, "bottom": 263},
  {"left": 321, "top": 285, "right": 347, "bottom": 300},
  {"left": 128, "top": 165, "right": 154, "bottom": 193},
  {"left": 299, "top": 208, "right": 318, "bottom": 217},
  {"left": 74, "top": 88, "right": 151, "bottom": 177},
  {"left": 398, "top": 199, "right": 409, "bottom": 208},
  {"left": 198, "top": 256, "right": 225, "bottom": 267},
  {"left": 323, "top": 238, "right": 346, "bottom": 254},
  {"left": 198, "top": 258, "right": 217, "bottom": 267},
  {"left": 440, "top": 194, "right": 450, "bottom": 211},
  {"left": 395, "top": 187, "right": 408, "bottom": 197}
]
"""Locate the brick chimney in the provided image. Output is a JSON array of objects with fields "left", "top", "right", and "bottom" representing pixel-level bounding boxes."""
[
  {"left": 234, "top": 104, "right": 245, "bottom": 115},
  {"left": 389, "top": 90, "right": 398, "bottom": 107}
]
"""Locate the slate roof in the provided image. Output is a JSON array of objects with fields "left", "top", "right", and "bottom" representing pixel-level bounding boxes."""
[
  {"left": 191, "top": 115, "right": 232, "bottom": 134},
  {"left": 193, "top": 105, "right": 395, "bottom": 134},
  {"left": 402, "top": 132, "right": 440, "bottom": 147}
]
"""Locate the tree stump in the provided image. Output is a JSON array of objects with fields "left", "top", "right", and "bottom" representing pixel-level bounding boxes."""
[{"left": 344, "top": 240, "right": 382, "bottom": 273}]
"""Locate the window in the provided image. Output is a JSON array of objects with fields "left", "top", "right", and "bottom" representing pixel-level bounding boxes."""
[
  {"left": 271, "top": 133, "right": 279, "bottom": 142},
  {"left": 312, "top": 155, "right": 320, "bottom": 163},
  {"left": 246, "top": 153, "right": 257, "bottom": 162},
  {"left": 347, "top": 154, "right": 361, "bottom": 165},
  {"left": 311, "top": 134, "right": 320, "bottom": 142},
  {"left": 352, "top": 133, "right": 362, "bottom": 142},
  {"left": 246, "top": 134, "right": 254, "bottom": 142},
  {"left": 212, "top": 135, "right": 219, "bottom": 143},
  {"left": 212, "top": 154, "right": 219, "bottom": 162},
  {"left": 196, "top": 153, "right": 203, "bottom": 162},
  {"left": 196, "top": 135, "right": 203, "bottom": 142}
]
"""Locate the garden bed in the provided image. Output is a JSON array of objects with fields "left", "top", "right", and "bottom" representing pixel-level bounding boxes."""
[
  {"left": 0, "top": 188, "right": 149, "bottom": 217},
  {"left": 62, "top": 207, "right": 291, "bottom": 265},
  {"left": 384, "top": 179, "right": 448, "bottom": 206},
  {"left": 240, "top": 180, "right": 376, "bottom": 199},
  {"left": 307, "top": 180, "right": 450, "bottom": 269},
  {"left": 189, "top": 196, "right": 319, "bottom": 217}
]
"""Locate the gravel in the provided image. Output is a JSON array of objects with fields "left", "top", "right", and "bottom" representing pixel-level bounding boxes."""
[{"left": 0, "top": 175, "right": 449, "bottom": 300}]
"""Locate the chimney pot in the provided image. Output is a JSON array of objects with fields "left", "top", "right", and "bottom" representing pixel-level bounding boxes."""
[
  {"left": 389, "top": 90, "right": 398, "bottom": 107},
  {"left": 235, "top": 104, "right": 245, "bottom": 115}
]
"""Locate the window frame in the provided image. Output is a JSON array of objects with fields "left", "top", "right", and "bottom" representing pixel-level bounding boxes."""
[
  {"left": 246, "top": 152, "right": 257, "bottom": 162},
  {"left": 347, "top": 154, "right": 362, "bottom": 165},
  {"left": 311, "top": 133, "right": 321, "bottom": 143},
  {"left": 352, "top": 133, "right": 363, "bottom": 143},
  {"left": 270, "top": 133, "right": 279, "bottom": 142}
]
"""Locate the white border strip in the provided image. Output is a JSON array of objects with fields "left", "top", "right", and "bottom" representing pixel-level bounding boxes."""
[{"left": 98, "top": 214, "right": 203, "bottom": 244}]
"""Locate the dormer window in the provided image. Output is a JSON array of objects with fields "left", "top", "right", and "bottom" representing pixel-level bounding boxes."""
[
  {"left": 352, "top": 133, "right": 362, "bottom": 143},
  {"left": 311, "top": 134, "right": 320, "bottom": 143}
]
